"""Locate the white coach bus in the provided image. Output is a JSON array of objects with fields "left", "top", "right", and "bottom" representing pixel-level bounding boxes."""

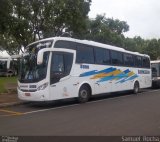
[{"left": 18, "top": 37, "right": 151, "bottom": 103}]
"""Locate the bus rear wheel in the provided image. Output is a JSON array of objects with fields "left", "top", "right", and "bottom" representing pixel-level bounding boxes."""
[
  {"left": 133, "top": 81, "right": 139, "bottom": 94},
  {"left": 78, "top": 85, "right": 90, "bottom": 103}
]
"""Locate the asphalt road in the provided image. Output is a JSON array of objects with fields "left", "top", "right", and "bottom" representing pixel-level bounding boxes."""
[{"left": 0, "top": 89, "right": 160, "bottom": 136}]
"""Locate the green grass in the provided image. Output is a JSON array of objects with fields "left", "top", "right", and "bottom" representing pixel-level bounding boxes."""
[{"left": 0, "top": 77, "right": 17, "bottom": 94}]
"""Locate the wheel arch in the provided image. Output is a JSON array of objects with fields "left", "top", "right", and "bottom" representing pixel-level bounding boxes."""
[
  {"left": 133, "top": 80, "right": 140, "bottom": 89},
  {"left": 78, "top": 82, "right": 92, "bottom": 96}
]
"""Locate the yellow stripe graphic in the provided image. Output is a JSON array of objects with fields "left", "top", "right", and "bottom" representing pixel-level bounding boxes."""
[
  {"left": 91, "top": 70, "right": 122, "bottom": 79},
  {"left": 128, "top": 71, "right": 135, "bottom": 77}
]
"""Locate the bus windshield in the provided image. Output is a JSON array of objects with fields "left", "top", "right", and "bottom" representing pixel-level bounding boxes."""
[
  {"left": 18, "top": 40, "right": 53, "bottom": 83},
  {"left": 19, "top": 52, "right": 49, "bottom": 83}
]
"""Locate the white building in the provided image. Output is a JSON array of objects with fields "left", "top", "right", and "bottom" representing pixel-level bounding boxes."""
[{"left": 0, "top": 51, "right": 10, "bottom": 58}]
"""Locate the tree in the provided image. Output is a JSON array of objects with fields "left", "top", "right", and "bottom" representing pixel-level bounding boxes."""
[
  {"left": 1, "top": 1, "right": 160, "bottom": 58},
  {"left": 0, "top": 0, "right": 91, "bottom": 54},
  {"left": 143, "top": 39, "right": 160, "bottom": 60},
  {"left": 0, "top": 0, "right": 12, "bottom": 34},
  {"left": 83, "top": 14, "right": 128, "bottom": 47},
  {"left": 104, "top": 18, "right": 129, "bottom": 35}
]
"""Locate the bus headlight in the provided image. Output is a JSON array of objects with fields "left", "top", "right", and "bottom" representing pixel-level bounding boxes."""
[{"left": 37, "top": 82, "right": 48, "bottom": 91}]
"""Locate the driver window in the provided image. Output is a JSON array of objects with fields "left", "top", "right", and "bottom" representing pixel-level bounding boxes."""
[
  {"left": 51, "top": 54, "right": 64, "bottom": 73},
  {"left": 50, "top": 52, "right": 73, "bottom": 84}
]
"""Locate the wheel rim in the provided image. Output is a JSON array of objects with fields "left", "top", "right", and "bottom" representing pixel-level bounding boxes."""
[{"left": 80, "top": 90, "right": 88, "bottom": 99}]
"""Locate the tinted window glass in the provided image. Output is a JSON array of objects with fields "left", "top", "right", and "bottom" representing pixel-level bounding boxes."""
[
  {"left": 111, "top": 51, "right": 123, "bottom": 65},
  {"left": 124, "top": 53, "right": 134, "bottom": 67},
  {"left": 50, "top": 52, "right": 73, "bottom": 84},
  {"left": 152, "top": 66, "right": 157, "bottom": 77},
  {"left": 95, "top": 48, "right": 110, "bottom": 65},
  {"left": 54, "top": 40, "right": 77, "bottom": 50},
  {"left": 76, "top": 44, "right": 94, "bottom": 64},
  {"left": 64, "top": 53, "right": 73, "bottom": 75},
  {"left": 51, "top": 54, "right": 64, "bottom": 72},
  {"left": 142, "top": 57, "right": 150, "bottom": 68},
  {"left": 135, "top": 56, "right": 142, "bottom": 67},
  {"left": 51, "top": 52, "right": 73, "bottom": 74}
]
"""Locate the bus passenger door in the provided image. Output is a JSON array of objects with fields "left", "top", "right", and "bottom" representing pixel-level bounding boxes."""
[{"left": 49, "top": 50, "right": 75, "bottom": 100}]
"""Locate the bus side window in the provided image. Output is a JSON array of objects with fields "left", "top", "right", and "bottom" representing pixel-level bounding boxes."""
[
  {"left": 152, "top": 67, "right": 157, "bottom": 77},
  {"left": 142, "top": 57, "right": 150, "bottom": 68},
  {"left": 76, "top": 44, "right": 94, "bottom": 64},
  {"left": 54, "top": 40, "right": 77, "bottom": 50},
  {"left": 95, "top": 48, "right": 110, "bottom": 65},
  {"left": 111, "top": 50, "right": 123, "bottom": 66},
  {"left": 135, "top": 56, "right": 142, "bottom": 68},
  {"left": 124, "top": 53, "right": 134, "bottom": 67}
]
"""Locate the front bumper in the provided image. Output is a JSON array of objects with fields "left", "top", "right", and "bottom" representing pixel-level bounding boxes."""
[{"left": 17, "top": 88, "right": 49, "bottom": 101}]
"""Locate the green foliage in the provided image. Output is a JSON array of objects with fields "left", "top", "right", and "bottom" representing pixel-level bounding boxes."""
[
  {"left": 42, "top": 0, "right": 91, "bottom": 38},
  {"left": 82, "top": 14, "right": 128, "bottom": 47},
  {"left": 123, "top": 37, "right": 160, "bottom": 60},
  {"left": 0, "top": 0, "right": 12, "bottom": 33},
  {"left": 0, "top": 0, "right": 91, "bottom": 54},
  {"left": 0, "top": 77, "right": 17, "bottom": 94},
  {"left": 0, "top": 1, "right": 160, "bottom": 60},
  {"left": 143, "top": 39, "right": 160, "bottom": 60}
]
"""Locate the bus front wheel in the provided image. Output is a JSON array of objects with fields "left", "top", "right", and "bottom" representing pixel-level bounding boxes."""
[
  {"left": 133, "top": 81, "right": 139, "bottom": 94},
  {"left": 78, "top": 85, "right": 91, "bottom": 103}
]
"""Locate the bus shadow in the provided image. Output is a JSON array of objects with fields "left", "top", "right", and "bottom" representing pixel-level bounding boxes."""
[
  {"left": 91, "top": 91, "right": 131, "bottom": 101},
  {"left": 24, "top": 90, "right": 143, "bottom": 109}
]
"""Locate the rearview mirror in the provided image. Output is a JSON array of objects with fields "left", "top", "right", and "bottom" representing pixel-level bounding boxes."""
[{"left": 37, "top": 48, "right": 52, "bottom": 65}]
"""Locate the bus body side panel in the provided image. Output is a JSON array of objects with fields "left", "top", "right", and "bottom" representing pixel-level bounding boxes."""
[
  {"left": 49, "top": 64, "right": 95, "bottom": 100},
  {"left": 49, "top": 77, "right": 79, "bottom": 100},
  {"left": 76, "top": 65, "right": 151, "bottom": 95},
  {"left": 136, "top": 68, "right": 152, "bottom": 89},
  {"left": 74, "top": 64, "right": 113, "bottom": 95},
  {"left": 18, "top": 64, "right": 151, "bottom": 102},
  {"left": 74, "top": 64, "right": 145, "bottom": 95}
]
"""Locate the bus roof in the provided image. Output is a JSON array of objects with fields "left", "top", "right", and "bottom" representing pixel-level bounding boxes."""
[
  {"left": 151, "top": 60, "right": 160, "bottom": 63},
  {"left": 27, "top": 37, "right": 150, "bottom": 58}
]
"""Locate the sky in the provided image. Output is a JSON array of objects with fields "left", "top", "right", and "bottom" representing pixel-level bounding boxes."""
[{"left": 89, "top": 0, "right": 160, "bottom": 39}]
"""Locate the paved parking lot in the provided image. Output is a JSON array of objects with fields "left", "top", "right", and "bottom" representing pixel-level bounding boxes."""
[
  {"left": 0, "top": 88, "right": 154, "bottom": 117},
  {"left": 0, "top": 89, "right": 160, "bottom": 136}
]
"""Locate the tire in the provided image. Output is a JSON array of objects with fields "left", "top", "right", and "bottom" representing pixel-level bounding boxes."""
[
  {"left": 133, "top": 81, "right": 139, "bottom": 94},
  {"left": 78, "top": 85, "right": 91, "bottom": 103}
]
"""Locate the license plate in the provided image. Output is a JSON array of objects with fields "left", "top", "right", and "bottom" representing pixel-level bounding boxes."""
[{"left": 25, "top": 93, "right": 31, "bottom": 96}]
